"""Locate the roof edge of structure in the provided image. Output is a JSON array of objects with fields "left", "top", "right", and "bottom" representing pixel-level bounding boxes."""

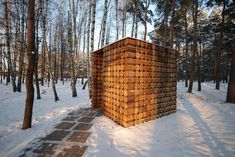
[{"left": 92, "top": 37, "right": 177, "bottom": 54}]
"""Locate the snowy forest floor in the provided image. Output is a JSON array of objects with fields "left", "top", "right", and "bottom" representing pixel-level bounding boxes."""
[{"left": 0, "top": 80, "right": 235, "bottom": 157}]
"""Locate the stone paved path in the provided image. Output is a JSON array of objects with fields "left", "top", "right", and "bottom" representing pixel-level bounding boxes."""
[{"left": 20, "top": 107, "right": 102, "bottom": 157}]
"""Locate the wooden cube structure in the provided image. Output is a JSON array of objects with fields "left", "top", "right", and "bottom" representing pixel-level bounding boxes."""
[{"left": 92, "top": 37, "right": 177, "bottom": 127}]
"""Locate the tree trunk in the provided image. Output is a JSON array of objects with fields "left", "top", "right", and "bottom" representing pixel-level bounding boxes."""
[
  {"left": 184, "top": 7, "right": 189, "bottom": 87},
  {"left": 162, "top": 0, "right": 168, "bottom": 47},
  {"left": 72, "top": 0, "right": 78, "bottom": 97},
  {"left": 144, "top": 0, "right": 150, "bottom": 41},
  {"left": 197, "top": 41, "right": 201, "bottom": 91},
  {"left": 115, "top": 0, "right": 119, "bottom": 40},
  {"left": 45, "top": 43, "right": 59, "bottom": 101},
  {"left": 0, "top": 46, "right": 2, "bottom": 84},
  {"left": 54, "top": 47, "right": 57, "bottom": 84},
  {"left": 4, "top": 1, "right": 16, "bottom": 91},
  {"left": 41, "top": 43, "right": 45, "bottom": 86},
  {"left": 82, "top": 12, "right": 87, "bottom": 85},
  {"left": 87, "top": 1, "right": 92, "bottom": 97},
  {"left": 41, "top": 0, "right": 59, "bottom": 101},
  {"left": 122, "top": 8, "right": 126, "bottom": 38},
  {"left": 226, "top": 49, "right": 235, "bottom": 103},
  {"left": 91, "top": 0, "right": 96, "bottom": 52},
  {"left": 90, "top": 0, "right": 97, "bottom": 98},
  {"left": 215, "top": 0, "right": 226, "bottom": 90},
  {"left": 201, "top": 44, "right": 205, "bottom": 82},
  {"left": 22, "top": 0, "right": 35, "bottom": 130},
  {"left": 226, "top": 56, "right": 229, "bottom": 83},
  {"left": 188, "top": 0, "right": 198, "bottom": 93},
  {"left": 12, "top": 18, "right": 18, "bottom": 92},
  {"left": 60, "top": 22, "right": 64, "bottom": 83},
  {"left": 170, "top": 0, "right": 175, "bottom": 48},
  {"left": 17, "top": 1, "right": 25, "bottom": 92},
  {"left": 100, "top": 0, "right": 108, "bottom": 47},
  {"left": 35, "top": 17, "right": 41, "bottom": 99},
  {"left": 4, "top": 0, "right": 11, "bottom": 85},
  {"left": 131, "top": 13, "right": 136, "bottom": 37}
]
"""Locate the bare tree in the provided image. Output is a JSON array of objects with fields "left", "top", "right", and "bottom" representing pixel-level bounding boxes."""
[
  {"left": 41, "top": 0, "right": 59, "bottom": 101},
  {"left": 81, "top": 11, "right": 87, "bottom": 85},
  {"left": 100, "top": 0, "right": 109, "bottom": 47},
  {"left": 4, "top": 0, "right": 16, "bottom": 91},
  {"left": 22, "top": 0, "right": 36, "bottom": 130},
  {"left": 83, "top": 0, "right": 92, "bottom": 92},
  {"left": 68, "top": 0, "right": 79, "bottom": 97},
  {"left": 17, "top": 0, "right": 25, "bottom": 92},
  {"left": 35, "top": 5, "right": 41, "bottom": 99}
]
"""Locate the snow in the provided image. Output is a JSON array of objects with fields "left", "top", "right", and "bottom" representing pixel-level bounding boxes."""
[
  {"left": 84, "top": 82, "right": 235, "bottom": 157},
  {"left": 1, "top": 81, "right": 235, "bottom": 157},
  {"left": 0, "top": 80, "right": 89, "bottom": 157}
]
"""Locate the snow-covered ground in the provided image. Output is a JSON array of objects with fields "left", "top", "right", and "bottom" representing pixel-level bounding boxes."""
[
  {"left": 0, "top": 80, "right": 89, "bottom": 157},
  {"left": 0, "top": 81, "right": 235, "bottom": 157},
  {"left": 85, "top": 82, "right": 235, "bottom": 157}
]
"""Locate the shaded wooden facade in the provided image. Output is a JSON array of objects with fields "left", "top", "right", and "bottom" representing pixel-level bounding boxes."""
[{"left": 92, "top": 37, "right": 177, "bottom": 127}]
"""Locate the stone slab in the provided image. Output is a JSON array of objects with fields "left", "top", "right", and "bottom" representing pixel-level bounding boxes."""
[
  {"left": 33, "top": 143, "right": 57, "bottom": 155},
  {"left": 77, "top": 116, "right": 95, "bottom": 123},
  {"left": 81, "top": 112, "right": 97, "bottom": 117},
  {"left": 62, "top": 116, "right": 81, "bottom": 121},
  {"left": 68, "top": 131, "right": 91, "bottom": 143},
  {"left": 55, "top": 122, "right": 76, "bottom": 130},
  {"left": 44, "top": 130, "right": 70, "bottom": 141},
  {"left": 73, "top": 123, "right": 92, "bottom": 131},
  {"left": 56, "top": 145, "right": 87, "bottom": 157}
]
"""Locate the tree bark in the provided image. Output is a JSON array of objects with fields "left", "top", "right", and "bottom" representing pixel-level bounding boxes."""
[
  {"left": 69, "top": 0, "right": 78, "bottom": 97},
  {"left": 215, "top": 0, "right": 226, "bottom": 90},
  {"left": 91, "top": 0, "right": 96, "bottom": 52},
  {"left": 41, "top": 0, "right": 59, "bottom": 101},
  {"left": 100, "top": 0, "right": 108, "bottom": 47},
  {"left": 162, "top": 0, "right": 168, "bottom": 47},
  {"left": 0, "top": 45, "right": 2, "bottom": 84},
  {"left": 170, "top": 0, "right": 175, "bottom": 48},
  {"left": 17, "top": 0, "right": 25, "bottom": 92},
  {"left": 131, "top": 13, "right": 136, "bottom": 37},
  {"left": 115, "top": 0, "right": 119, "bottom": 40},
  {"left": 197, "top": 40, "right": 201, "bottom": 91},
  {"left": 86, "top": 1, "right": 92, "bottom": 95},
  {"left": 144, "top": 0, "right": 150, "bottom": 41},
  {"left": 4, "top": 1, "right": 16, "bottom": 91},
  {"left": 188, "top": 0, "right": 198, "bottom": 93},
  {"left": 226, "top": 50, "right": 235, "bottom": 103},
  {"left": 184, "top": 6, "right": 189, "bottom": 87},
  {"left": 5, "top": 1, "right": 10, "bottom": 84},
  {"left": 90, "top": 0, "right": 97, "bottom": 98},
  {"left": 22, "top": 0, "right": 35, "bottom": 130},
  {"left": 82, "top": 13, "right": 87, "bottom": 85},
  {"left": 35, "top": 16, "right": 41, "bottom": 99}
]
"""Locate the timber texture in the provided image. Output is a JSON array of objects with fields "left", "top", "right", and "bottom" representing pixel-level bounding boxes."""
[{"left": 92, "top": 37, "right": 177, "bottom": 127}]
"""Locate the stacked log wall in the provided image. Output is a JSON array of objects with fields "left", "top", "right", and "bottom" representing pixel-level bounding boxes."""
[{"left": 92, "top": 37, "right": 177, "bottom": 127}]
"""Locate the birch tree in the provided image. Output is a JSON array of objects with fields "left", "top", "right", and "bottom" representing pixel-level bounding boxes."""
[{"left": 41, "top": 0, "right": 59, "bottom": 101}]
